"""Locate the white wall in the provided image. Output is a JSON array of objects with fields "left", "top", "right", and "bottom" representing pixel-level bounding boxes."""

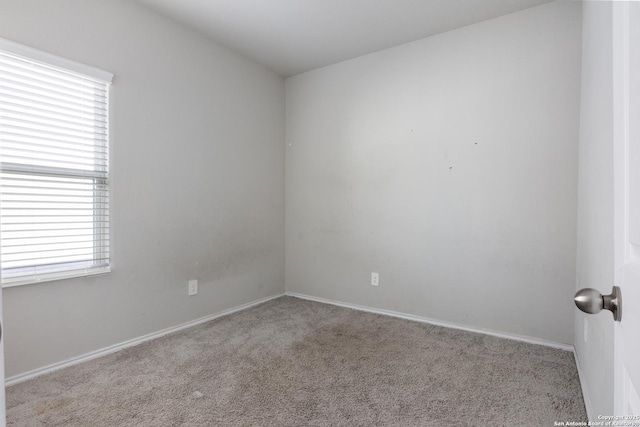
[
  {"left": 285, "top": 1, "right": 582, "bottom": 344},
  {"left": 0, "top": 0, "right": 285, "bottom": 377},
  {"left": 574, "top": 1, "right": 615, "bottom": 419}
]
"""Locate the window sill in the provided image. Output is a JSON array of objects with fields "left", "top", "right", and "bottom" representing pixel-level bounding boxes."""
[{"left": 1, "top": 266, "right": 111, "bottom": 288}]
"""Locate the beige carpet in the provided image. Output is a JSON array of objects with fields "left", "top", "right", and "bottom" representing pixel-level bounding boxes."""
[{"left": 7, "top": 296, "right": 586, "bottom": 426}]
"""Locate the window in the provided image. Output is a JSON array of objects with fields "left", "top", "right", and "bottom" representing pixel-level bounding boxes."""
[{"left": 0, "top": 39, "right": 112, "bottom": 286}]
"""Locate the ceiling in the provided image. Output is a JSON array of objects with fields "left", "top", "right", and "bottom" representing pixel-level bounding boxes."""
[{"left": 134, "top": 0, "right": 554, "bottom": 77}]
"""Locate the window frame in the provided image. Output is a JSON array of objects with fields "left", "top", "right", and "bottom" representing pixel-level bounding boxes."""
[{"left": 0, "top": 38, "right": 113, "bottom": 287}]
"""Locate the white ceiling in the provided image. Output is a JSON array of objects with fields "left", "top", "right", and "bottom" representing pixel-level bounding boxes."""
[{"left": 134, "top": 0, "right": 554, "bottom": 77}]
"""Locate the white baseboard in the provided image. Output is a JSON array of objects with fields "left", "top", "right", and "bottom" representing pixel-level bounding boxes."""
[
  {"left": 285, "top": 291, "right": 574, "bottom": 352},
  {"left": 5, "top": 293, "right": 285, "bottom": 387},
  {"left": 6, "top": 291, "right": 578, "bottom": 389},
  {"left": 573, "top": 347, "right": 594, "bottom": 421}
]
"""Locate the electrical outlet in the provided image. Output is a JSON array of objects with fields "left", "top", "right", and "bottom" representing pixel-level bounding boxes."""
[
  {"left": 371, "top": 272, "right": 379, "bottom": 287},
  {"left": 188, "top": 279, "right": 198, "bottom": 296}
]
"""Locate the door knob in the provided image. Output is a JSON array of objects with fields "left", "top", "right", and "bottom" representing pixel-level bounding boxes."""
[{"left": 574, "top": 286, "right": 622, "bottom": 322}]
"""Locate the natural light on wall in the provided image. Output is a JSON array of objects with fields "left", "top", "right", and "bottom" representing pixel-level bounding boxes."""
[{"left": 0, "top": 39, "right": 112, "bottom": 287}]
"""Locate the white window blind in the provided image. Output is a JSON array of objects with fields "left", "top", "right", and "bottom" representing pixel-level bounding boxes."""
[{"left": 0, "top": 41, "right": 112, "bottom": 287}]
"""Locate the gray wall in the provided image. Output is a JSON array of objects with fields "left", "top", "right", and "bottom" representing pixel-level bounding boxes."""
[
  {"left": 575, "top": 0, "right": 615, "bottom": 418},
  {"left": 0, "top": 0, "right": 285, "bottom": 378},
  {"left": 285, "top": 1, "right": 582, "bottom": 344}
]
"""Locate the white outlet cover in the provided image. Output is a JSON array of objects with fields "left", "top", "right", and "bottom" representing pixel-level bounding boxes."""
[
  {"left": 188, "top": 279, "right": 198, "bottom": 296},
  {"left": 371, "top": 272, "right": 379, "bottom": 286}
]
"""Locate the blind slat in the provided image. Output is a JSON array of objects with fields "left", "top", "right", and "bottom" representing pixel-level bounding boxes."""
[
  {"left": 1, "top": 163, "right": 107, "bottom": 179},
  {"left": 2, "top": 152, "right": 108, "bottom": 171},
  {"left": 1, "top": 126, "right": 107, "bottom": 147},
  {"left": 0, "top": 63, "right": 108, "bottom": 96},
  {"left": 1, "top": 110, "right": 107, "bottom": 135},
  {"left": 2, "top": 137, "right": 108, "bottom": 154},
  {"left": 0, "top": 52, "right": 110, "bottom": 86},
  {"left": 0, "top": 73, "right": 107, "bottom": 105},
  {"left": 4, "top": 236, "right": 109, "bottom": 245},
  {"left": 0, "top": 78, "right": 107, "bottom": 107},
  {"left": 1, "top": 117, "right": 107, "bottom": 141},
  {"left": 0, "top": 102, "right": 107, "bottom": 128},
  {"left": 1, "top": 135, "right": 108, "bottom": 156},
  {"left": 1, "top": 91, "right": 108, "bottom": 119},
  {"left": 0, "top": 86, "right": 107, "bottom": 113},
  {"left": 4, "top": 232, "right": 103, "bottom": 240}
]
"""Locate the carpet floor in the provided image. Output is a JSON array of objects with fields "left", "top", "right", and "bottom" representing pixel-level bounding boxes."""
[{"left": 6, "top": 296, "right": 586, "bottom": 426}]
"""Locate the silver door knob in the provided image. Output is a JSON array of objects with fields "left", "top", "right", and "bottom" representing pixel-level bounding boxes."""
[{"left": 574, "top": 286, "right": 622, "bottom": 322}]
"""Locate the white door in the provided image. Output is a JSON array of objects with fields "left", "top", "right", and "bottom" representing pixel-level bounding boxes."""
[
  {"left": 0, "top": 211, "right": 4, "bottom": 426},
  {"left": 0, "top": 286, "right": 5, "bottom": 426},
  {"left": 613, "top": 0, "right": 640, "bottom": 416}
]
